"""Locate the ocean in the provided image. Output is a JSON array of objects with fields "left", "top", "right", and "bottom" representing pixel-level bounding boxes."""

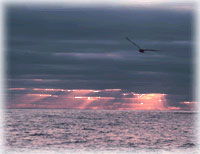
[{"left": 4, "top": 109, "right": 199, "bottom": 154}]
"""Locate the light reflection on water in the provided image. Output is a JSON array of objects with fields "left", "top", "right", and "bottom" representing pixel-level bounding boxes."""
[{"left": 4, "top": 109, "right": 198, "bottom": 153}]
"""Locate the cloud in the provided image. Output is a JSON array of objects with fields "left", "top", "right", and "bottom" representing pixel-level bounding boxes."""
[
  {"left": 6, "top": 5, "right": 194, "bottom": 109},
  {"left": 7, "top": 0, "right": 195, "bottom": 12}
]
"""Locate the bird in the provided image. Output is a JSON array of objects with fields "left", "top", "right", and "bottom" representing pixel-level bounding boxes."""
[{"left": 126, "top": 37, "right": 159, "bottom": 53}]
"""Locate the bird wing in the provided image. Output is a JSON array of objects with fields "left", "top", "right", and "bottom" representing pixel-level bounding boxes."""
[
  {"left": 126, "top": 37, "right": 141, "bottom": 49},
  {"left": 143, "top": 49, "right": 159, "bottom": 52}
]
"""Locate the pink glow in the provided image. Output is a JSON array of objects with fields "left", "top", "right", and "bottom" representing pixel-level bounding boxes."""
[
  {"left": 181, "top": 101, "right": 196, "bottom": 104},
  {"left": 7, "top": 88, "right": 194, "bottom": 111},
  {"left": 74, "top": 96, "right": 83, "bottom": 99},
  {"left": 104, "top": 89, "right": 121, "bottom": 91},
  {"left": 33, "top": 88, "right": 66, "bottom": 91},
  {"left": 27, "top": 94, "right": 58, "bottom": 97},
  {"left": 180, "top": 101, "right": 197, "bottom": 110},
  {"left": 167, "top": 106, "right": 181, "bottom": 110},
  {"left": 122, "top": 93, "right": 173, "bottom": 111},
  {"left": 8, "top": 88, "right": 26, "bottom": 90}
]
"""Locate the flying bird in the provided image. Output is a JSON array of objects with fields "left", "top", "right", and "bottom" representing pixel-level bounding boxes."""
[{"left": 126, "top": 37, "right": 159, "bottom": 53}]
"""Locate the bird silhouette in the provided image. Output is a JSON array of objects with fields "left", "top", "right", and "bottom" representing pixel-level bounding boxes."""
[{"left": 126, "top": 37, "right": 159, "bottom": 53}]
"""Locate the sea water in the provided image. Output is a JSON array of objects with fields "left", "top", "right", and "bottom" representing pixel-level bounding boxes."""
[{"left": 4, "top": 109, "right": 199, "bottom": 154}]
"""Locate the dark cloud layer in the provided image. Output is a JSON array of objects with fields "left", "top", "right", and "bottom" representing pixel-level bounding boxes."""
[{"left": 6, "top": 4, "right": 194, "bottom": 107}]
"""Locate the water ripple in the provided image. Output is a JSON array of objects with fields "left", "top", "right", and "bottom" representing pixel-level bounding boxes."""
[{"left": 4, "top": 109, "right": 198, "bottom": 153}]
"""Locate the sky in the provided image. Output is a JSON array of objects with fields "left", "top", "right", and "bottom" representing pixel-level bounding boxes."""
[{"left": 5, "top": 0, "right": 196, "bottom": 110}]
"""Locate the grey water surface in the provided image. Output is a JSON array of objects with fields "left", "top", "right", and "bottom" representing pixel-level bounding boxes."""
[{"left": 4, "top": 109, "right": 198, "bottom": 153}]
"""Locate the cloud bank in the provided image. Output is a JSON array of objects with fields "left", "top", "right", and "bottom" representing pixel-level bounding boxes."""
[{"left": 6, "top": 3, "right": 195, "bottom": 110}]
